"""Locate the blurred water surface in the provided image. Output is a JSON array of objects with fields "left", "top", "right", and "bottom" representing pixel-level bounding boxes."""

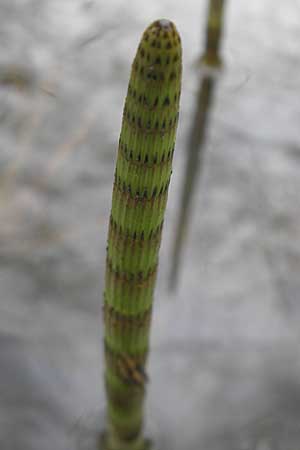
[{"left": 1, "top": 1, "right": 300, "bottom": 449}]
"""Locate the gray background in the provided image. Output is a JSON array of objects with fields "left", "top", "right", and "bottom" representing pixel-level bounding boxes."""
[{"left": 1, "top": 1, "right": 300, "bottom": 449}]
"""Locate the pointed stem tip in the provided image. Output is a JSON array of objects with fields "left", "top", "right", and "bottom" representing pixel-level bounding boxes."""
[{"left": 157, "top": 19, "right": 172, "bottom": 29}]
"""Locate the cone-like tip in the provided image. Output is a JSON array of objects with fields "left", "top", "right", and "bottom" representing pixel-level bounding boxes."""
[
  {"left": 150, "top": 18, "right": 175, "bottom": 31},
  {"left": 131, "top": 19, "right": 182, "bottom": 90},
  {"left": 142, "top": 19, "right": 181, "bottom": 46},
  {"left": 157, "top": 19, "right": 173, "bottom": 29}
]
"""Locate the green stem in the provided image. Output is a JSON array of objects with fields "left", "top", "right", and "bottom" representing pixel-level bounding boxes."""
[
  {"left": 202, "top": 0, "right": 226, "bottom": 68},
  {"left": 102, "top": 19, "right": 182, "bottom": 450}
]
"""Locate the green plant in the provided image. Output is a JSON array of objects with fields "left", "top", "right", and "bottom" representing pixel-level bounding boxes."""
[
  {"left": 102, "top": 19, "right": 182, "bottom": 450},
  {"left": 202, "top": 0, "right": 226, "bottom": 68}
]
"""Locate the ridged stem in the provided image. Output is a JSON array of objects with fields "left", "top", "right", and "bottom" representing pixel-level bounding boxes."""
[{"left": 102, "top": 19, "right": 182, "bottom": 450}]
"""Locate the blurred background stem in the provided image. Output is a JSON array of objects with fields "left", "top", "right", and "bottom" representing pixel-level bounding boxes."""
[
  {"left": 169, "top": 0, "right": 227, "bottom": 289},
  {"left": 202, "top": 0, "right": 226, "bottom": 68}
]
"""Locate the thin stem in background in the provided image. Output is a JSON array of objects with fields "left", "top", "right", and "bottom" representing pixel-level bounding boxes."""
[{"left": 169, "top": 0, "right": 227, "bottom": 290}]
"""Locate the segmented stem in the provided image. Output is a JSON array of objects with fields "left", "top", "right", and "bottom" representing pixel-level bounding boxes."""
[{"left": 102, "top": 19, "right": 182, "bottom": 450}]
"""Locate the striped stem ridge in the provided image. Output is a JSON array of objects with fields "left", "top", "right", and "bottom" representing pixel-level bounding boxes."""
[{"left": 102, "top": 19, "right": 182, "bottom": 450}]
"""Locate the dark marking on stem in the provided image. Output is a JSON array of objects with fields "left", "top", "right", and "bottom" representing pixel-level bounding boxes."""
[
  {"left": 118, "top": 355, "right": 149, "bottom": 386},
  {"left": 109, "top": 220, "right": 163, "bottom": 250},
  {"left": 103, "top": 303, "right": 152, "bottom": 328},
  {"left": 104, "top": 342, "right": 148, "bottom": 387},
  {"left": 127, "top": 87, "right": 178, "bottom": 110},
  {"left": 119, "top": 140, "right": 174, "bottom": 167},
  {"left": 169, "top": 71, "right": 176, "bottom": 81},
  {"left": 113, "top": 176, "right": 170, "bottom": 202},
  {"left": 163, "top": 96, "right": 170, "bottom": 106},
  {"left": 106, "top": 258, "right": 158, "bottom": 288},
  {"left": 104, "top": 340, "right": 148, "bottom": 365},
  {"left": 123, "top": 110, "right": 178, "bottom": 135},
  {"left": 109, "top": 216, "right": 164, "bottom": 243}
]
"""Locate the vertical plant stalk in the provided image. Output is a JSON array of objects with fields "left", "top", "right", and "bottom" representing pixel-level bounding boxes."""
[
  {"left": 202, "top": 0, "right": 226, "bottom": 68},
  {"left": 169, "top": 0, "right": 226, "bottom": 289},
  {"left": 102, "top": 19, "right": 182, "bottom": 450}
]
